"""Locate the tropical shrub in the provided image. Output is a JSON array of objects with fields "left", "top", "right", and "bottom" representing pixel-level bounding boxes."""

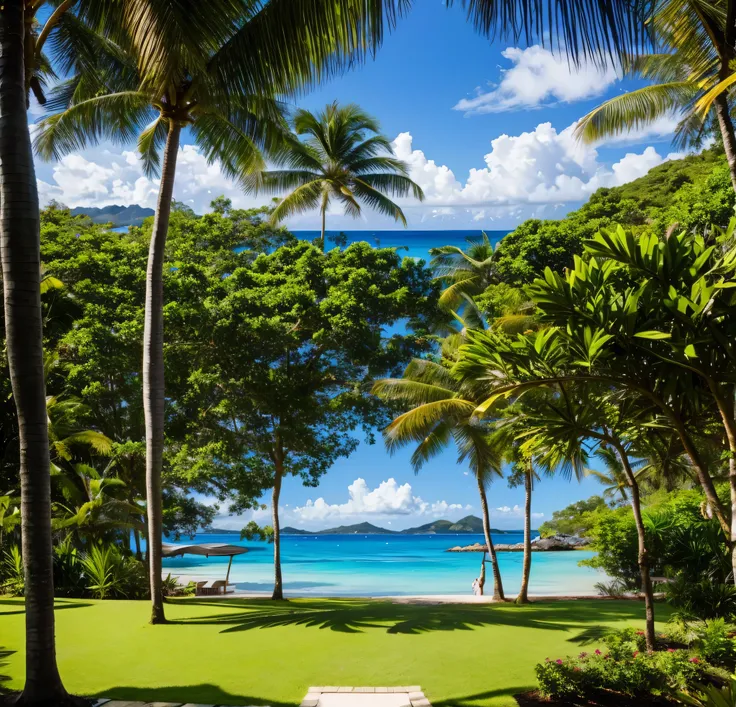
[
  {"left": 677, "top": 674, "right": 736, "bottom": 707},
  {"left": 667, "top": 578, "right": 736, "bottom": 622},
  {"left": 537, "top": 628, "right": 707, "bottom": 700},
  {"left": 80, "top": 544, "right": 148, "bottom": 600},
  {"left": 694, "top": 620, "right": 736, "bottom": 666},
  {"left": 0, "top": 546, "right": 23, "bottom": 596},
  {"left": 52, "top": 536, "right": 87, "bottom": 597}
]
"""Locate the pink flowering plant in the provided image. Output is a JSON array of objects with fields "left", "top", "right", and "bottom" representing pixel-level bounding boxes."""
[{"left": 535, "top": 628, "right": 706, "bottom": 700}]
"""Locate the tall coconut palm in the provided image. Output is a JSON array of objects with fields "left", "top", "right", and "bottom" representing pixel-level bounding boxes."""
[
  {"left": 34, "top": 0, "right": 420, "bottom": 624},
  {"left": 0, "top": 1, "right": 75, "bottom": 702},
  {"left": 245, "top": 102, "right": 424, "bottom": 248},
  {"left": 575, "top": 0, "right": 736, "bottom": 191},
  {"left": 372, "top": 359, "right": 506, "bottom": 600}
]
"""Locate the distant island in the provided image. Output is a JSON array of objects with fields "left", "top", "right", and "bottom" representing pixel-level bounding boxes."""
[
  {"left": 72, "top": 204, "right": 155, "bottom": 227},
  {"left": 279, "top": 515, "right": 515, "bottom": 536}
]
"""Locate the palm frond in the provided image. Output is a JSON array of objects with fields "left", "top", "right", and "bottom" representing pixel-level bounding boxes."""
[
  {"left": 33, "top": 91, "right": 155, "bottom": 160},
  {"left": 138, "top": 116, "right": 168, "bottom": 179},
  {"left": 575, "top": 82, "right": 698, "bottom": 143},
  {"left": 351, "top": 178, "right": 407, "bottom": 224}
]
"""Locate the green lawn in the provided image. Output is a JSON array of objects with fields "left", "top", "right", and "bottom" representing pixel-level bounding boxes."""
[{"left": 0, "top": 597, "right": 669, "bottom": 707}]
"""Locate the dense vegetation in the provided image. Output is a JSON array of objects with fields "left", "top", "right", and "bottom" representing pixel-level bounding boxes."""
[{"left": 494, "top": 147, "right": 735, "bottom": 286}]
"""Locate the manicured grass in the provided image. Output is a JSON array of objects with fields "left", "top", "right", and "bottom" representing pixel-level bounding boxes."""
[{"left": 0, "top": 597, "right": 670, "bottom": 707}]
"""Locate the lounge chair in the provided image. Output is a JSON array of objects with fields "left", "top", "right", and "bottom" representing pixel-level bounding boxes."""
[{"left": 195, "top": 581, "right": 215, "bottom": 596}]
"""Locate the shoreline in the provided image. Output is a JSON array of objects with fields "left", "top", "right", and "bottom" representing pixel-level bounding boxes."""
[{"left": 166, "top": 573, "right": 618, "bottom": 602}]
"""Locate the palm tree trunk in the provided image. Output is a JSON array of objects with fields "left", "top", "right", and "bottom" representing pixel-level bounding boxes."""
[
  {"left": 516, "top": 464, "right": 533, "bottom": 605},
  {"left": 320, "top": 205, "right": 326, "bottom": 253},
  {"left": 271, "top": 464, "right": 284, "bottom": 600},
  {"left": 612, "top": 440, "right": 655, "bottom": 651},
  {"left": 707, "top": 383, "right": 736, "bottom": 583},
  {"left": 714, "top": 90, "right": 736, "bottom": 194},
  {"left": 476, "top": 473, "right": 504, "bottom": 600},
  {"left": 144, "top": 119, "right": 181, "bottom": 625},
  {"left": 0, "top": 0, "right": 69, "bottom": 702}
]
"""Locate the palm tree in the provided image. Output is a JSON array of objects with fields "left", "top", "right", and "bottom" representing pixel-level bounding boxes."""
[
  {"left": 0, "top": 1, "right": 76, "bottom": 701},
  {"left": 430, "top": 233, "right": 498, "bottom": 310},
  {"left": 246, "top": 102, "right": 424, "bottom": 248},
  {"left": 373, "top": 359, "right": 506, "bottom": 600},
  {"left": 585, "top": 446, "right": 643, "bottom": 503},
  {"left": 35, "top": 1, "right": 420, "bottom": 624},
  {"left": 575, "top": 0, "right": 736, "bottom": 191}
]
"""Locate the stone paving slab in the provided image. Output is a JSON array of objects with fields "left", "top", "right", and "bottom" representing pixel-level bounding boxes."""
[{"left": 303, "top": 687, "right": 431, "bottom": 707}]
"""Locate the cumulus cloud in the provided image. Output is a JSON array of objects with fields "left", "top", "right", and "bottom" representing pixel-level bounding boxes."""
[
  {"left": 37, "top": 144, "right": 264, "bottom": 213},
  {"left": 392, "top": 124, "right": 681, "bottom": 211},
  {"left": 454, "top": 46, "right": 618, "bottom": 115},
  {"left": 495, "top": 504, "right": 544, "bottom": 520},
  {"left": 292, "top": 478, "right": 469, "bottom": 522}
]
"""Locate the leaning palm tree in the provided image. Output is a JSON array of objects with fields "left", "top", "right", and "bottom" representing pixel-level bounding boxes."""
[
  {"left": 34, "top": 1, "right": 419, "bottom": 625},
  {"left": 575, "top": 0, "right": 736, "bottom": 191},
  {"left": 246, "top": 102, "right": 424, "bottom": 248},
  {"left": 372, "top": 359, "right": 506, "bottom": 600}
]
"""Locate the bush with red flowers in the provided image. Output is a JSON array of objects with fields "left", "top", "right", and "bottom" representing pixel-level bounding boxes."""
[{"left": 535, "top": 628, "right": 707, "bottom": 700}]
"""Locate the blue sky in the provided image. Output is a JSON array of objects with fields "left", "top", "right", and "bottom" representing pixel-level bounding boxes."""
[
  {"left": 33, "top": 3, "right": 683, "bottom": 530},
  {"left": 34, "top": 3, "right": 682, "bottom": 233}
]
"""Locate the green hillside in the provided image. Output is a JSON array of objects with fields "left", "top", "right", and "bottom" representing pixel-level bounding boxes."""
[{"left": 494, "top": 147, "right": 734, "bottom": 285}]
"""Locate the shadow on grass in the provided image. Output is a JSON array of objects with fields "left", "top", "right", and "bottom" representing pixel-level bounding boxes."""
[
  {"left": 0, "top": 598, "right": 92, "bottom": 616},
  {"left": 0, "top": 648, "right": 15, "bottom": 696},
  {"left": 433, "top": 685, "right": 535, "bottom": 706},
  {"left": 168, "top": 597, "right": 653, "bottom": 638},
  {"left": 97, "top": 683, "right": 292, "bottom": 707}
]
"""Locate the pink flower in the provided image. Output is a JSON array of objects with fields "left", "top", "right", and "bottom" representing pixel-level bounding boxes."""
[
  {"left": 636, "top": 631, "right": 644, "bottom": 636},
  {"left": 633, "top": 651, "right": 639, "bottom": 658},
  {"left": 690, "top": 658, "right": 701, "bottom": 664},
  {"left": 594, "top": 650, "right": 602, "bottom": 656},
  {"left": 556, "top": 659, "right": 563, "bottom": 665},
  {"left": 579, "top": 652, "right": 588, "bottom": 659},
  {"left": 668, "top": 649, "right": 676, "bottom": 653}
]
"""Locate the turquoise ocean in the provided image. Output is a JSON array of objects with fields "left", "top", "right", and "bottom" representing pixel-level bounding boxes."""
[
  {"left": 161, "top": 533, "right": 606, "bottom": 597},
  {"left": 161, "top": 230, "right": 604, "bottom": 597},
  {"left": 293, "top": 229, "right": 509, "bottom": 261}
]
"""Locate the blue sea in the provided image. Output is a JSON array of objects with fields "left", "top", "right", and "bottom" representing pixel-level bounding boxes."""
[
  {"left": 161, "top": 533, "right": 606, "bottom": 597},
  {"left": 294, "top": 230, "right": 509, "bottom": 261}
]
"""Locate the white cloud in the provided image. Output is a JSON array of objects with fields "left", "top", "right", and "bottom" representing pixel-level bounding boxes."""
[
  {"left": 495, "top": 504, "right": 544, "bottom": 520},
  {"left": 454, "top": 46, "right": 618, "bottom": 115},
  {"left": 292, "top": 477, "right": 469, "bottom": 522},
  {"left": 36, "top": 144, "right": 264, "bottom": 213},
  {"left": 393, "top": 124, "right": 680, "bottom": 211}
]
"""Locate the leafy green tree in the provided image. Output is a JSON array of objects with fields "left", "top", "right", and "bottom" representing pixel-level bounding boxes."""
[
  {"left": 248, "top": 102, "right": 424, "bottom": 248},
  {"left": 538, "top": 496, "right": 610, "bottom": 537},
  {"left": 168, "top": 239, "right": 435, "bottom": 599},
  {"left": 493, "top": 219, "right": 586, "bottom": 285}
]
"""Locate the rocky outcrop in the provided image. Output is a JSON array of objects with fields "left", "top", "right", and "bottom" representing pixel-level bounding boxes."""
[{"left": 446, "top": 534, "right": 590, "bottom": 553}]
